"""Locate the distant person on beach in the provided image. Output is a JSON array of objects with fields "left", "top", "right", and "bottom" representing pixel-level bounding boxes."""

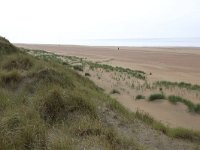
[{"left": 118, "top": 47, "right": 119, "bottom": 50}]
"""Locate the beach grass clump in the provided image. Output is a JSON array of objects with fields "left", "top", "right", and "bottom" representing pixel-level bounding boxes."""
[
  {"left": 110, "top": 89, "right": 120, "bottom": 94},
  {"left": 169, "top": 128, "right": 200, "bottom": 142},
  {"left": 168, "top": 95, "right": 183, "bottom": 104},
  {"left": 155, "top": 81, "right": 200, "bottom": 91},
  {"left": 2, "top": 54, "right": 33, "bottom": 71},
  {"left": 149, "top": 93, "right": 165, "bottom": 101},
  {"left": 136, "top": 94, "right": 145, "bottom": 100},
  {"left": 0, "top": 107, "right": 47, "bottom": 150},
  {"left": 87, "top": 61, "right": 146, "bottom": 80},
  {"left": 195, "top": 104, "right": 200, "bottom": 114},
  {"left": 31, "top": 68, "right": 74, "bottom": 88},
  {"left": 168, "top": 95, "right": 200, "bottom": 114},
  {"left": 0, "top": 71, "right": 23, "bottom": 89},
  {"left": 85, "top": 72, "right": 91, "bottom": 77},
  {"left": 73, "top": 65, "right": 83, "bottom": 71},
  {"left": 134, "top": 110, "right": 200, "bottom": 142},
  {"left": 38, "top": 88, "right": 66, "bottom": 123},
  {"left": 37, "top": 86, "right": 97, "bottom": 124}
]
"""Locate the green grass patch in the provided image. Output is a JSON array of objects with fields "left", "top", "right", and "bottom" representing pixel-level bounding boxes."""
[
  {"left": 2, "top": 54, "right": 33, "bottom": 71},
  {"left": 149, "top": 93, "right": 165, "bottom": 101}
]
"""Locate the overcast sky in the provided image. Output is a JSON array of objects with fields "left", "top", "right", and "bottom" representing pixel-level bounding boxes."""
[{"left": 0, "top": 0, "right": 200, "bottom": 44}]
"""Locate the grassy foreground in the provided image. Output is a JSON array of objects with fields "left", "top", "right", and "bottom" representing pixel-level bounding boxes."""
[
  {"left": 0, "top": 37, "right": 143, "bottom": 149},
  {"left": 1, "top": 37, "right": 200, "bottom": 149}
]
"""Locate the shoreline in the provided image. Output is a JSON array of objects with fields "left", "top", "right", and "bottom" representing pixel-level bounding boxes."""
[{"left": 15, "top": 43, "right": 200, "bottom": 48}]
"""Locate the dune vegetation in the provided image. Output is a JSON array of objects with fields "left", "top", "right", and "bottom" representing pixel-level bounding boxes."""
[
  {"left": 0, "top": 37, "right": 143, "bottom": 149},
  {"left": 1, "top": 37, "right": 200, "bottom": 149}
]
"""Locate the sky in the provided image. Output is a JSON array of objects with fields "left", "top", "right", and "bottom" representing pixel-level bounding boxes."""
[{"left": 0, "top": 0, "right": 200, "bottom": 44}]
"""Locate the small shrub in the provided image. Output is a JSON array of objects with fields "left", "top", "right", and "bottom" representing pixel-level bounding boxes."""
[
  {"left": 136, "top": 95, "right": 145, "bottom": 100},
  {"left": 168, "top": 95, "right": 181, "bottom": 104},
  {"left": 149, "top": 93, "right": 165, "bottom": 101},
  {"left": 39, "top": 89, "right": 65, "bottom": 122},
  {"left": 73, "top": 65, "right": 83, "bottom": 71},
  {"left": 110, "top": 89, "right": 120, "bottom": 94},
  {"left": 85, "top": 73, "right": 91, "bottom": 77},
  {"left": 62, "top": 62, "right": 69, "bottom": 65},
  {"left": 195, "top": 104, "right": 200, "bottom": 114},
  {"left": 171, "top": 128, "right": 200, "bottom": 142}
]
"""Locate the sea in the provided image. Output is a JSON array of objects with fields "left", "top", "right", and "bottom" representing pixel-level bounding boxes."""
[{"left": 68, "top": 38, "right": 200, "bottom": 47}]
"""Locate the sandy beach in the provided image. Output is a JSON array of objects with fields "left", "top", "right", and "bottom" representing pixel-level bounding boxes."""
[{"left": 16, "top": 44, "right": 200, "bottom": 84}]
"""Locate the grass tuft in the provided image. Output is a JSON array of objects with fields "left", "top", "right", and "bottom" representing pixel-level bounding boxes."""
[
  {"left": 168, "top": 95, "right": 200, "bottom": 113},
  {"left": 149, "top": 93, "right": 165, "bottom": 101},
  {"left": 39, "top": 88, "right": 65, "bottom": 122},
  {"left": 85, "top": 72, "right": 91, "bottom": 77},
  {"left": 31, "top": 68, "right": 74, "bottom": 88},
  {"left": 110, "top": 89, "right": 120, "bottom": 94},
  {"left": 136, "top": 94, "right": 145, "bottom": 100},
  {"left": 2, "top": 54, "right": 33, "bottom": 71},
  {"left": 73, "top": 65, "right": 83, "bottom": 71},
  {"left": 0, "top": 71, "right": 23, "bottom": 89}
]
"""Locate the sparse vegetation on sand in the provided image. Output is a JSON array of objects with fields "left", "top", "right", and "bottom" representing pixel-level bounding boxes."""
[
  {"left": 155, "top": 81, "right": 200, "bottom": 91},
  {"left": 11, "top": 40, "right": 200, "bottom": 149},
  {"left": 134, "top": 110, "right": 200, "bottom": 143},
  {"left": 88, "top": 62, "right": 146, "bottom": 80},
  {"left": 26, "top": 49, "right": 146, "bottom": 80},
  {"left": 168, "top": 95, "right": 200, "bottom": 114}
]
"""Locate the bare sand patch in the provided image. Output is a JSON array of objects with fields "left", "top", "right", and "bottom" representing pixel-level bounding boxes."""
[{"left": 85, "top": 66, "right": 200, "bottom": 130}]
